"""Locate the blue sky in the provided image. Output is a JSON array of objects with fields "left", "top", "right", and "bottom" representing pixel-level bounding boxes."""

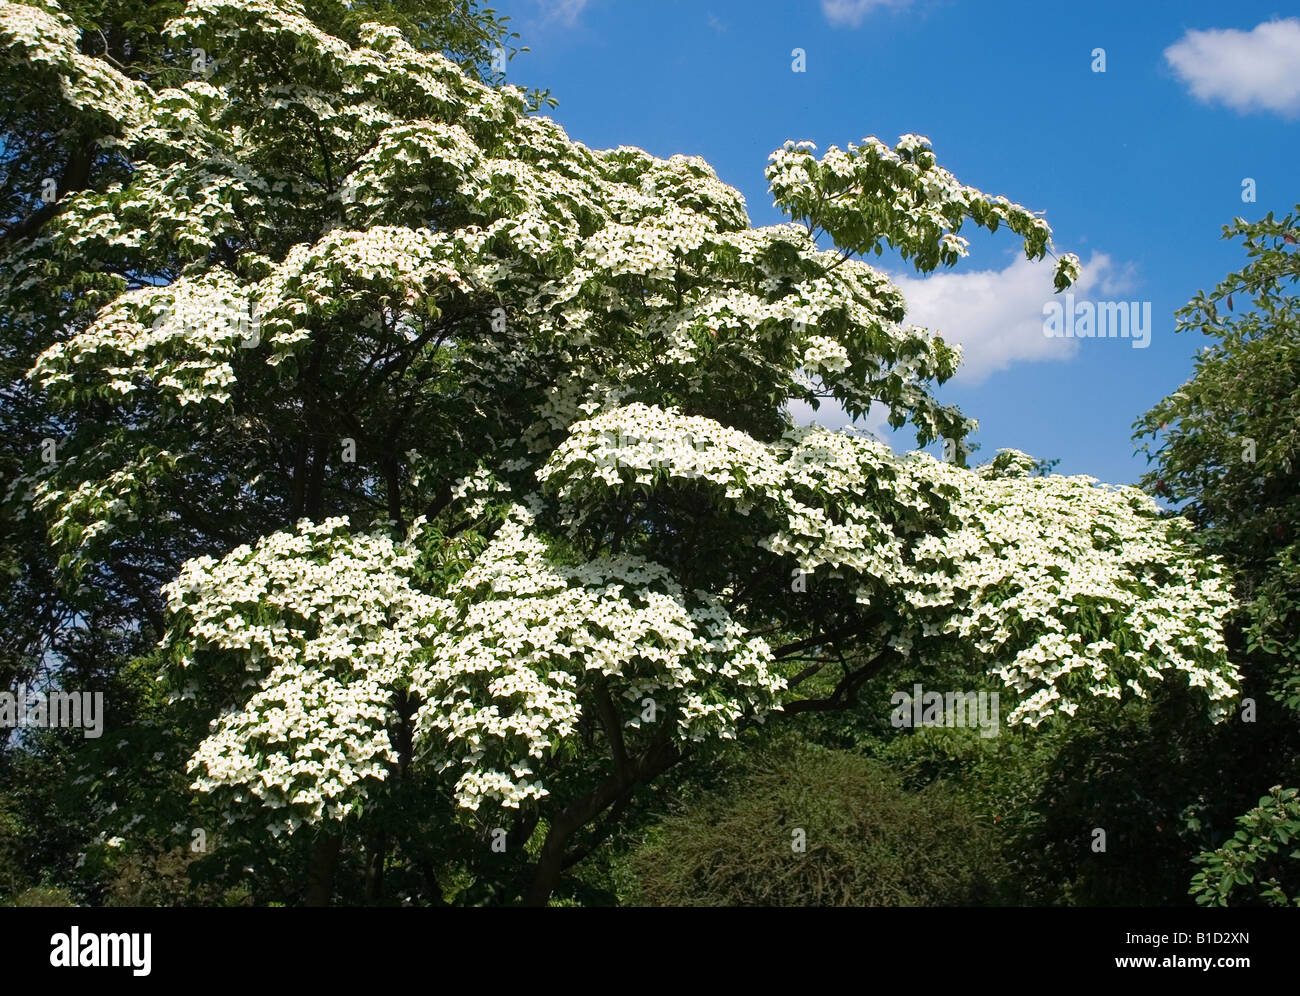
[{"left": 497, "top": 0, "right": 1300, "bottom": 485}]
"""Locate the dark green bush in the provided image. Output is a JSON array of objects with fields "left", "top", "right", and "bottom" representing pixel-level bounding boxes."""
[
  {"left": 11, "top": 884, "right": 78, "bottom": 906},
  {"left": 630, "top": 742, "right": 1001, "bottom": 906}
]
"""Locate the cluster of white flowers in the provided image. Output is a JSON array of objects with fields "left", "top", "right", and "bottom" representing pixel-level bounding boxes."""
[
  {"left": 32, "top": 273, "right": 250, "bottom": 407},
  {"left": 161, "top": 500, "right": 784, "bottom": 824},
  {"left": 0, "top": 1, "right": 152, "bottom": 142},
  {"left": 540, "top": 404, "right": 1239, "bottom": 726},
  {"left": 801, "top": 334, "right": 852, "bottom": 374},
  {"left": 411, "top": 502, "right": 784, "bottom": 810},
  {"left": 161, "top": 518, "right": 448, "bottom": 831},
  {"left": 450, "top": 466, "right": 514, "bottom": 519},
  {"left": 21, "top": 0, "right": 979, "bottom": 541},
  {"left": 32, "top": 446, "right": 190, "bottom": 574},
  {"left": 540, "top": 403, "right": 787, "bottom": 504}
]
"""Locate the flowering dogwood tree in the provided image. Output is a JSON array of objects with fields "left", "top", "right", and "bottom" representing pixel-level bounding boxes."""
[{"left": 2, "top": 0, "right": 1238, "bottom": 904}]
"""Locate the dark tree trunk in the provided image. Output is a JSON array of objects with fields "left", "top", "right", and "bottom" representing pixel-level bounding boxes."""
[
  {"left": 305, "top": 831, "right": 342, "bottom": 907},
  {"left": 523, "top": 819, "right": 575, "bottom": 907},
  {"left": 364, "top": 829, "right": 387, "bottom": 905},
  {"left": 522, "top": 734, "right": 685, "bottom": 906}
]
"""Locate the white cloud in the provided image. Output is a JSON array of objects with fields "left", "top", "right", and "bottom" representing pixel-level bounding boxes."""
[
  {"left": 890, "top": 252, "right": 1133, "bottom": 385},
  {"left": 788, "top": 398, "right": 892, "bottom": 442},
  {"left": 788, "top": 253, "right": 1133, "bottom": 440},
  {"left": 1165, "top": 18, "right": 1300, "bottom": 117},
  {"left": 820, "top": 0, "right": 913, "bottom": 29},
  {"left": 537, "top": 0, "right": 589, "bottom": 26}
]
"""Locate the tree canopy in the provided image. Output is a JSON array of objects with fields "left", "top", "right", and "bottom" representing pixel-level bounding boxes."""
[
  {"left": 1135, "top": 205, "right": 1300, "bottom": 906},
  {"left": 0, "top": 0, "right": 1242, "bottom": 905}
]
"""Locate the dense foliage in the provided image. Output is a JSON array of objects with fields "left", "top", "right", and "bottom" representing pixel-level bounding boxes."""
[
  {"left": 1135, "top": 206, "right": 1300, "bottom": 905},
  {"left": 0, "top": 0, "right": 1277, "bottom": 907},
  {"left": 630, "top": 741, "right": 1000, "bottom": 906}
]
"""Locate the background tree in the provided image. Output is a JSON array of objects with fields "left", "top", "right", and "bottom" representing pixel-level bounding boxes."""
[{"left": 1135, "top": 206, "right": 1300, "bottom": 905}]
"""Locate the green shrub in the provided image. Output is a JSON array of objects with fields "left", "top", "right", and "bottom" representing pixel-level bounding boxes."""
[
  {"left": 630, "top": 742, "right": 1000, "bottom": 906},
  {"left": 103, "top": 846, "right": 253, "bottom": 907},
  {"left": 11, "top": 884, "right": 78, "bottom": 907},
  {"left": 1191, "top": 786, "right": 1300, "bottom": 907}
]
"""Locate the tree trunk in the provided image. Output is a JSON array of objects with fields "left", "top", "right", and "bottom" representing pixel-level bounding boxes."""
[
  {"left": 305, "top": 831, "right": 342, "bottom": 906},
  {"left": 522, "top": 734, "right": 685, "bottom": 906},
  {"left": 523, "top": 820, "right": 573, "bottom": 907},
  {"left": 364, "top": 829, "right": 387, "bottom": 905}
]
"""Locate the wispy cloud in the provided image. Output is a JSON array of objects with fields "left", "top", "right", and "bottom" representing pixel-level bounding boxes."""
[
  {"left": 537, "top": 0, "right": 590, "bottom": 27},
  {"left": 820, "top": 0, "right": 913, "bottom": 29},
  {"left": 890, "top": 253, "right": 1133, "bottom": 385},
  {"left": 1165, "top": 18, "right": 1300, "bottom": 117}
]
